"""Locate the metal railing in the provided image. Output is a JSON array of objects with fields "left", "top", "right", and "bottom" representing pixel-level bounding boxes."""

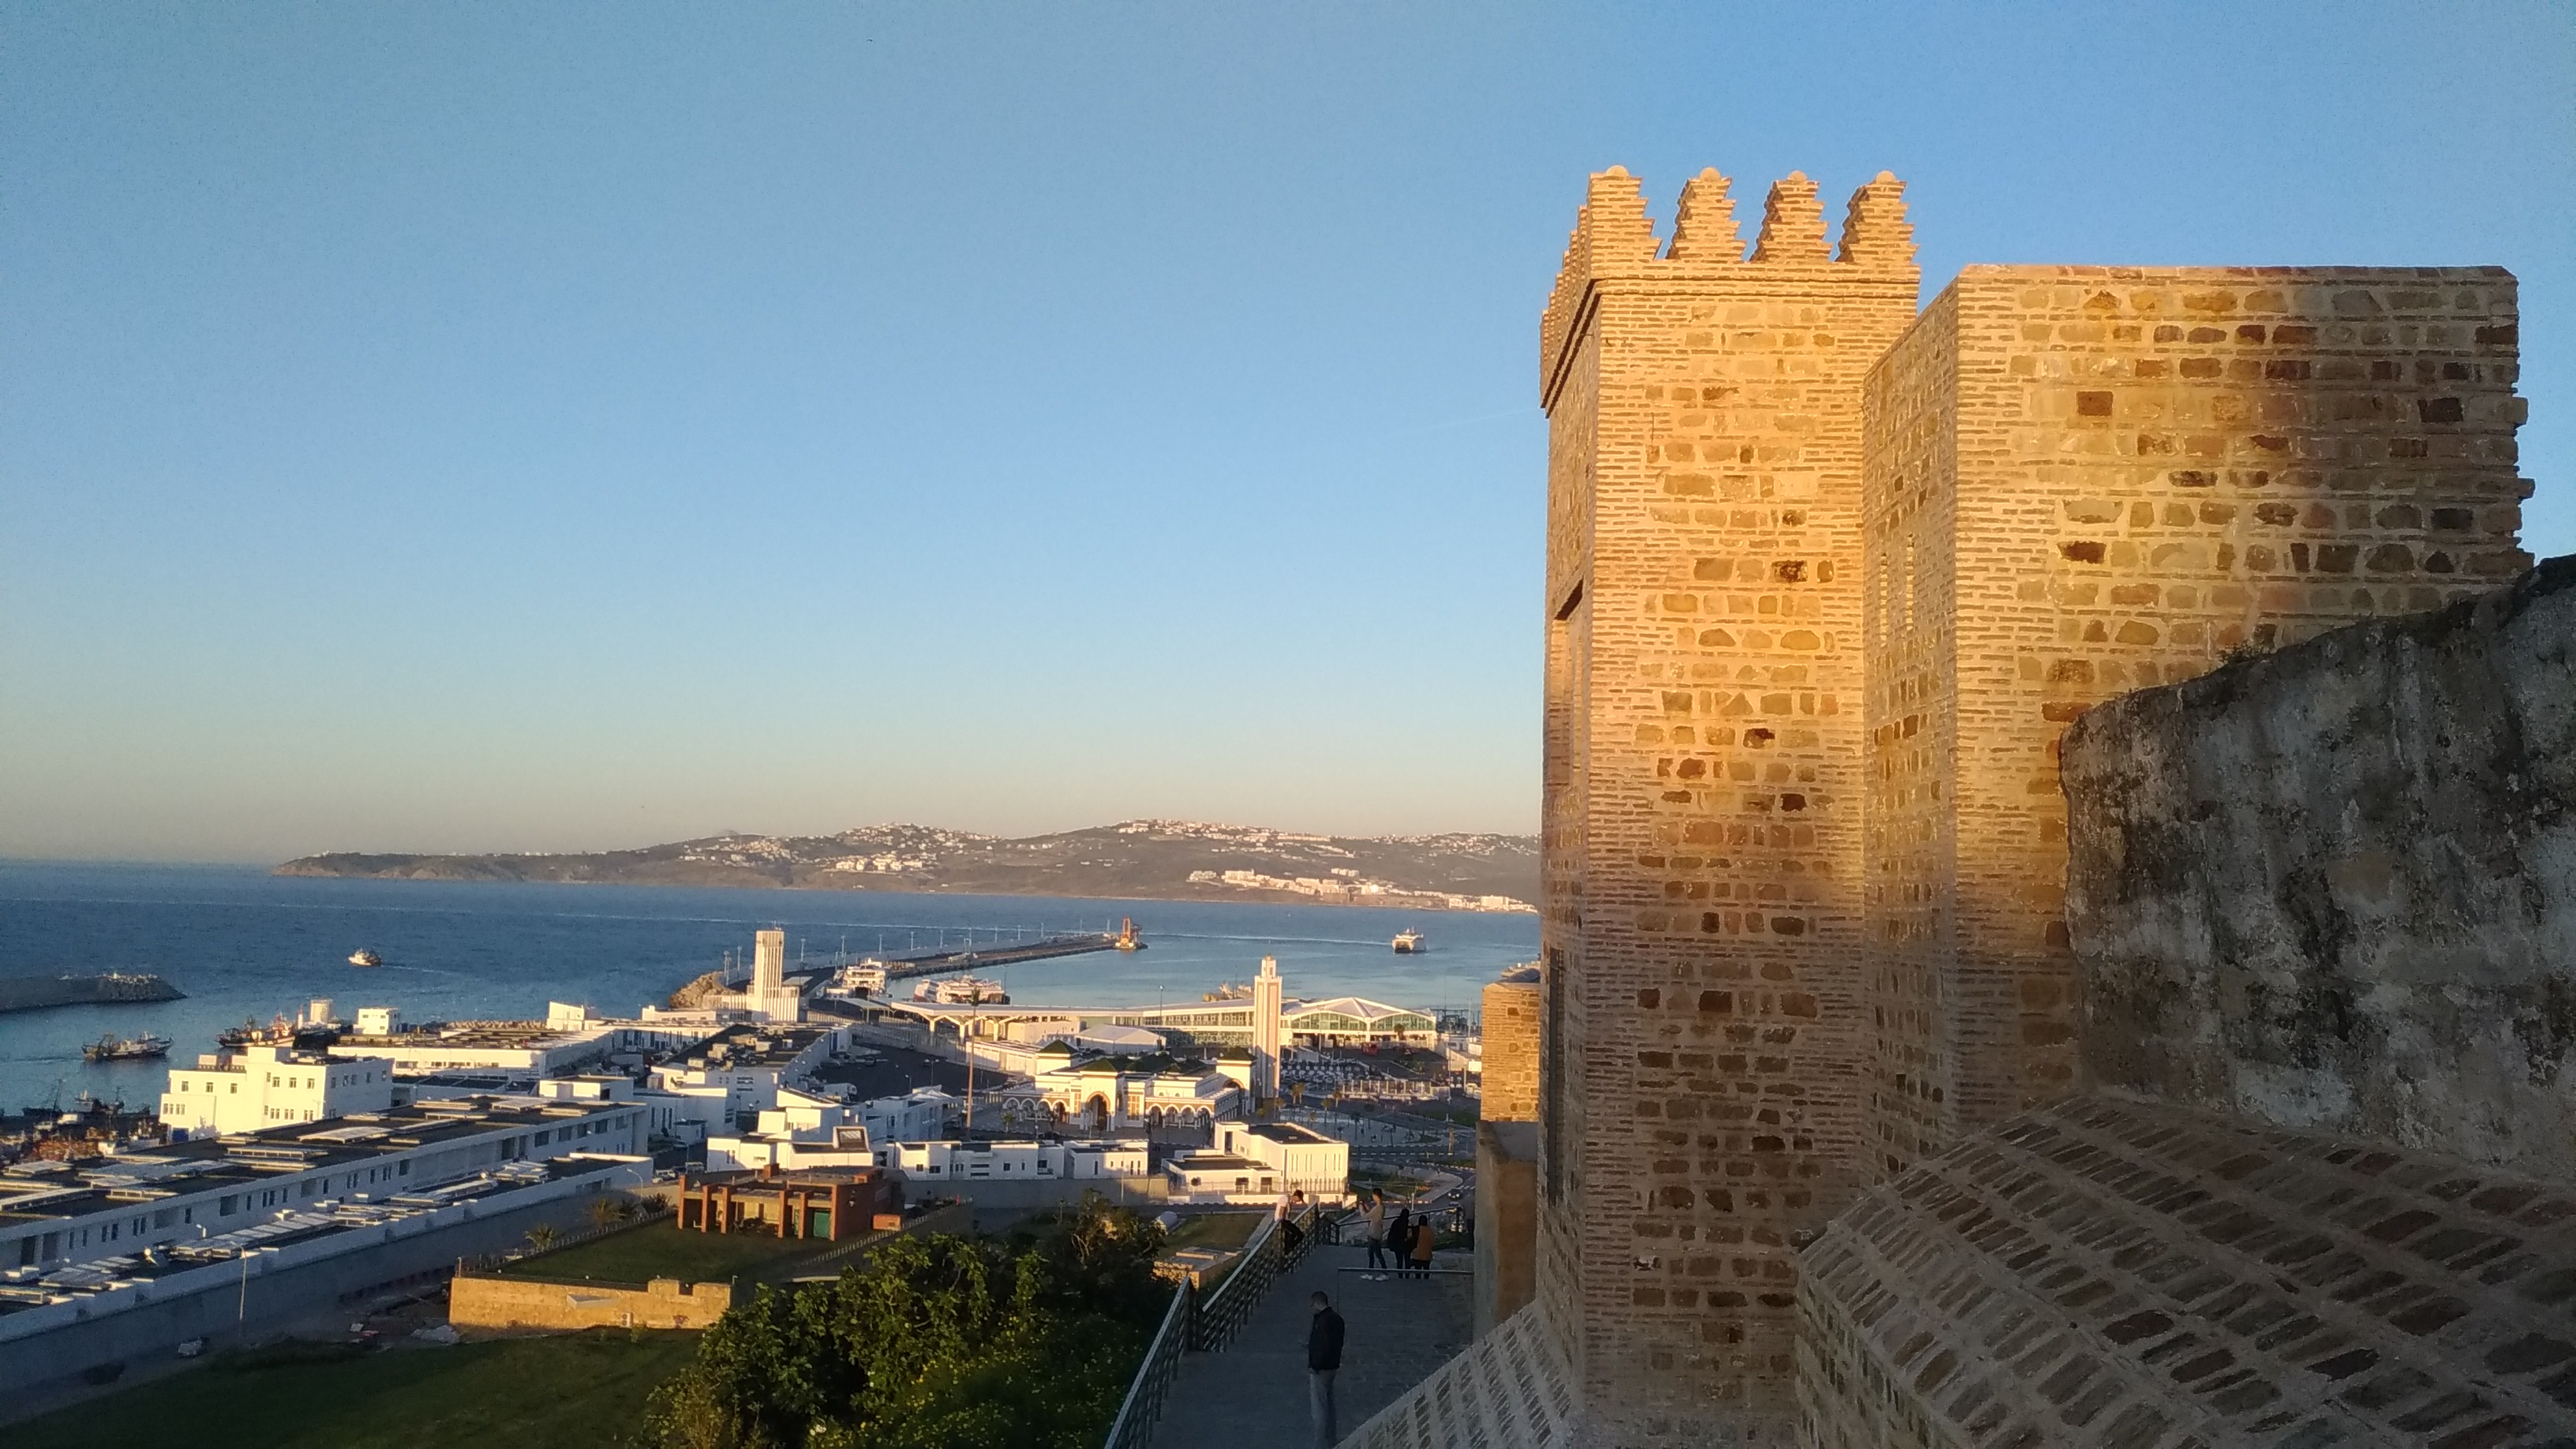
[
  {"left": 1099, "top": 1282, "right": 1193, "bottom": 1449},
  {"left": 1188, "top": 1203, "right": 1320, "bottom": 1352}
]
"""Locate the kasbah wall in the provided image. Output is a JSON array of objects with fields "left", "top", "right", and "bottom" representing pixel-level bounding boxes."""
[{"left": 1530, "top": 163, "right": 2532, "bottom": 1445}]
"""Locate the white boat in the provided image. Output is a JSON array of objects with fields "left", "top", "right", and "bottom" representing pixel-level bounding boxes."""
[
  {"left": 349, "top": 949, "right": 381, "bottom": 968},
  {"left": 1392, "top": 930, "right": 1425, "bottom": 954}
]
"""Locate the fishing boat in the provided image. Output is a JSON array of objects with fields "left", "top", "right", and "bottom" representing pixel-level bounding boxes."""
[
  {"left": 348, "top": 949, "right": 381, "bottom": 967},
  {"left": 82, "top": 1033, "right": 171, "bottom": 1064},
  {"left": 1392, "top": 930, "right": 1425, "bottom": 954}
]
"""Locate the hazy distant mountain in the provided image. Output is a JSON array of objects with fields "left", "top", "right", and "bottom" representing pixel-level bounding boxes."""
[{"left": 275, "top": 820, "right": 1540, "bottom": 912}]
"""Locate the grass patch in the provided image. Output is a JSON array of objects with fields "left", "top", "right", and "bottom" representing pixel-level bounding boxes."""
[
  {"left": 500, "top": 1222, "right": 835, "bottom": 1286},
  {"left": 1161, "top": 1211, "right": 1264, "bottom": 1253},
  {"left": 15, "top": 1331, "right": 699, "bottom": 1449}
]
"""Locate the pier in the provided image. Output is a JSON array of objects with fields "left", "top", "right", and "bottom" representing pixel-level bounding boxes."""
[{"left": 874, "top": 931, "right": 1121, "bottom": 982}]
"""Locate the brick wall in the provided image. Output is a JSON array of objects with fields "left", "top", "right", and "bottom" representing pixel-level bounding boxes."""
[
  {"left": 1538, "top": 165, "right": 1920, "bottom": 1442},
  {"left": 1481, "top": 973, "right": 1543, "bottom": 1122},
  {"left": 1859, "top": 267, "right": 2532, "bottom": 1180}
]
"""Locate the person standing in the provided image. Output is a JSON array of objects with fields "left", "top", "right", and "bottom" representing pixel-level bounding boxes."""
[
  {"left": 1384, "top": 1204, "right": 1411, "bottom": 1283},
  {"left": 1282, "top": 1188, "right": 1307, "bottom": 1252},
  {"left": 1408, "top": 1215, "right": 1436, "bottom": 1279},
  {"left": 1361, "top": 1190, "right": 1388, "bottom": 1274},
  {"left": 1308, "top": 1290, "right": 1346, "bottom": 1448}
]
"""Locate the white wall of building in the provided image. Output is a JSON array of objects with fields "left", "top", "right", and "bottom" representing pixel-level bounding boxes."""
[{"left": 159, "top": 1047, "right": 396, "bottom": 1136}]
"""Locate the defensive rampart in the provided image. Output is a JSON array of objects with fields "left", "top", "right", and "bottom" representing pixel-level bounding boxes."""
[
  {"left": 2061, "top": 555, "right": 2574, "bottom": 1177},
  {"left": 1798, "top": 562, "right": 2576, "bottom": 1447}
]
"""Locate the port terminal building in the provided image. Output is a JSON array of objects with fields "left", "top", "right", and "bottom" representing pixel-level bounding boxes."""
[{"left": 0, "top": 1091, "right": 653, "bottom": 1327}]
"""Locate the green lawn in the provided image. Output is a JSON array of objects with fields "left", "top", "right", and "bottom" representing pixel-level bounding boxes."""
[
  {"left": 15, "top": 1331, "right": 698, "bottom": 1449},
  {"left": 500, "top": 1222, "right": 837, "bottom": 1285},
  {"left": 1162, "top": 1211, "right": 1264, "bottom": 1253}
]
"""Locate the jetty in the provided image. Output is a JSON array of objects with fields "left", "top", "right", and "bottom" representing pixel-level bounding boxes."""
[
  {"left": 875, "top": 931, "right": 1122, "bottom": 983},
  {"left": 0, "top": 972, "right": 184, "bottom": 1017}
]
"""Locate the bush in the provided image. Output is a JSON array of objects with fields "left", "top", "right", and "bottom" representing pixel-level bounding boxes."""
[{"left": 638, "top": 1196, "right": 1167, "bottom": 1449}]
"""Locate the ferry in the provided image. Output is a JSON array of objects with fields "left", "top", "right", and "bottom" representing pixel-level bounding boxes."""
[
  {"left": 1392, "top": 930, "right": 1425, "bottom": 954},
  {"left": 913, "top": 975, "right": 1009, "bottom": 1005},
  {"left": 349, "top": 949, "right": 382, "bottom": 967},
  {"left": 82, "top": 1033, "right": 172, "bottom": 1064}
]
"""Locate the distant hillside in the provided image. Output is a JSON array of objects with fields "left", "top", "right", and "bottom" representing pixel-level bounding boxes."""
[{"left": 275, "top": 820, "right": 1540, "bottom": 912}]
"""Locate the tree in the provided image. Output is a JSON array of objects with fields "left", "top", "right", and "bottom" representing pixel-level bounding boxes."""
[
  {"left": 526, "top": 1222, "right": 559, "bottom": 1252},
  {"left": 638, "top": 1196, "right": 1168, "bottom": 1449}
]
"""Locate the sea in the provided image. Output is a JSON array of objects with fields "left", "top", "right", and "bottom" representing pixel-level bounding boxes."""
[{"left": 0, "top": 861, "right": 1541, "bottom": 1114}]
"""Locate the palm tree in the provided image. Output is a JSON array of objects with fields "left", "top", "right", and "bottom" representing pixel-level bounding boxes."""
[{"left": 526, "top": 1222, "right": 559, "bottom": 1252}]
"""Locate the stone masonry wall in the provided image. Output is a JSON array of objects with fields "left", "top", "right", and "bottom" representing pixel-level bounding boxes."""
[
  {"left": 448, "top": 1271, "right": 735, "bottom": 1332},
  {"left": 2063, "top": 557, "right": 2576, "bottom": 1179},
  {"left": 1859, "top": 268, "right": 2533, "bottom": 1183},
  {"left": 1538, "top": 165, "right": 1920, "bottom": 1443}
]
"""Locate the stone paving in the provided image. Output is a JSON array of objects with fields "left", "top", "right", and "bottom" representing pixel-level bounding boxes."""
[
  {"left": 1155, "top": 1242, "right": 1472, "bottom": 1449},
  {"left": 1800, "top": 1093, "right": 2576, "bottom": 1447}
]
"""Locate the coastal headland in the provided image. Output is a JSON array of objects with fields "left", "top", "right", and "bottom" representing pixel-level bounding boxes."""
[{"left": 275, "top": 818, "right": 1538, "bottom": 913}]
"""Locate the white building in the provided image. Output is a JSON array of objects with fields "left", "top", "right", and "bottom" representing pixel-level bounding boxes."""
[
  {"left": 701, "top": 1084, "right": 954, "bottom": 1174},
  {"left": 871, "top": 1138, "right": 1148, "bottom": 1185},
  {"left": 1251, "top": 954, "right": 1283, "bottom": 1103},
  {"left": 1215, "top": 1120, "right": 1350, "bottom": 1196},
  {"left": 1003, "top": 1044, "right": 1243, "bottom": 1133},
  {"left": 648, "top": 1022, "right": 846, "bottom": 1134},
  {"left": 159, "top": 1046, "right": 396, "bottom": 1136},
  {"left": 712, "top": 928, "right": 805, "bottom": 1022},
  {"left": 1, "top": 1094, "right": 653, "bottom": 1277}
]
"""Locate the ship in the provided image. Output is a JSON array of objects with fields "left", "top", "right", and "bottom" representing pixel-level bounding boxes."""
[
  {"left": 349, "top": 949, "right": 381, "bottom": 967},
  {"left": 216, "top": 1011, "right": 341, "bottom": 1050},
  {"left": 82, "top": 1033, "right": 172, "bottom": 1064},
  {"left": 913, "top": 975, "right": 1009, "bottom": 1005},
  {"left": 1392, "top": 930, "right": 1425, "bottom": 954},
  {"left": 1113, "top": 916, "right": 1148, "bottom": 951}
]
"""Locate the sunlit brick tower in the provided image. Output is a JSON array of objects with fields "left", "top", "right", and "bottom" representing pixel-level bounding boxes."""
[{"left": 1535, "top": 166, "right": 1919, "bottom": 1443}]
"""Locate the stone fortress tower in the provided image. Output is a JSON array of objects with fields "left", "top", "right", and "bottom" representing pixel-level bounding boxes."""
[{"left": 1342, "top": 164, "right": 2540, "bottom": 1449}]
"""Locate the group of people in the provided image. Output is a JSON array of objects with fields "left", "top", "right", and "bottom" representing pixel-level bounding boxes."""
[{"left": 1354, "top": 1187, "right": 1438, "bottom": 1280}]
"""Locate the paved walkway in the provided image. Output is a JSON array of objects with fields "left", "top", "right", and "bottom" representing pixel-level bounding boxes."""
[{"left": 1155, "top": 1242, "right": 1472, "bottom": 1449}]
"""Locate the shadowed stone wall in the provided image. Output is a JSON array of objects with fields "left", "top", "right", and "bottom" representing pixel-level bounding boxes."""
[{"left": 2063, "top": 556, "right": 2576, "bottom": 1178}]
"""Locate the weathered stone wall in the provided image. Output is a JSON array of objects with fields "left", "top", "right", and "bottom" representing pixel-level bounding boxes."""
[
  {"left": 448, "top": 1271, "right": 734, "bottom": 1332},
  {"left": 1537, "top": 165, "right": 1920, "bottom": 1440},
  {"left": 1860, "top": 267, "right": 2533, "bottom": 1182},
  {"left": 2064, "top": 557, "right": 2576, "bottom": 1178}
]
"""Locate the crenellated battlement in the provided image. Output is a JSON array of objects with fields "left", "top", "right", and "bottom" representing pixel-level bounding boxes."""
[{"left": 1538, "top": 165, "right": 1919, "bottom": 405}]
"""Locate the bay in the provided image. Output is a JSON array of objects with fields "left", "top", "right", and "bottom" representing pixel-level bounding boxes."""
[{"left": 0, "top": 861, "right": 1538, "bottom": 1114}]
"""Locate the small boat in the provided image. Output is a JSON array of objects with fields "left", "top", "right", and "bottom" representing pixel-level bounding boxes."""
[
  {"left": 83, "top": 1033, "right": 171, "bottom": 1064},
  {"left": 1392, "top": 930, "right": 1425, "bottom": 954},
  {"left": 349, "top": 949, "right": 381, "bottom": 967}
]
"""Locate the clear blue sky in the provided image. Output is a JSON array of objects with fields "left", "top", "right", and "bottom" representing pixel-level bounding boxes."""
[{"left": 5, "top": 2, "right": 2570, "bottom": 863}]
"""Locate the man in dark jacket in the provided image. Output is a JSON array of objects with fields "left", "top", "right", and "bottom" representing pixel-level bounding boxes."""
[{"left": 1308, "top": 1290, "right": 1346, "bottom": 1447}]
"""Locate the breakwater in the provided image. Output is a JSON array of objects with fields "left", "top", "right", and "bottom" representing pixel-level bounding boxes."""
[{"left": 0, "top": 973, "right": 184, "bottom": 1016}]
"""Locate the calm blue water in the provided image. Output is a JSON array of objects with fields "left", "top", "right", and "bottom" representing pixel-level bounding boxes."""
[{"left": 0, "top": 863, "right": 1538, "bottom": 1113}]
